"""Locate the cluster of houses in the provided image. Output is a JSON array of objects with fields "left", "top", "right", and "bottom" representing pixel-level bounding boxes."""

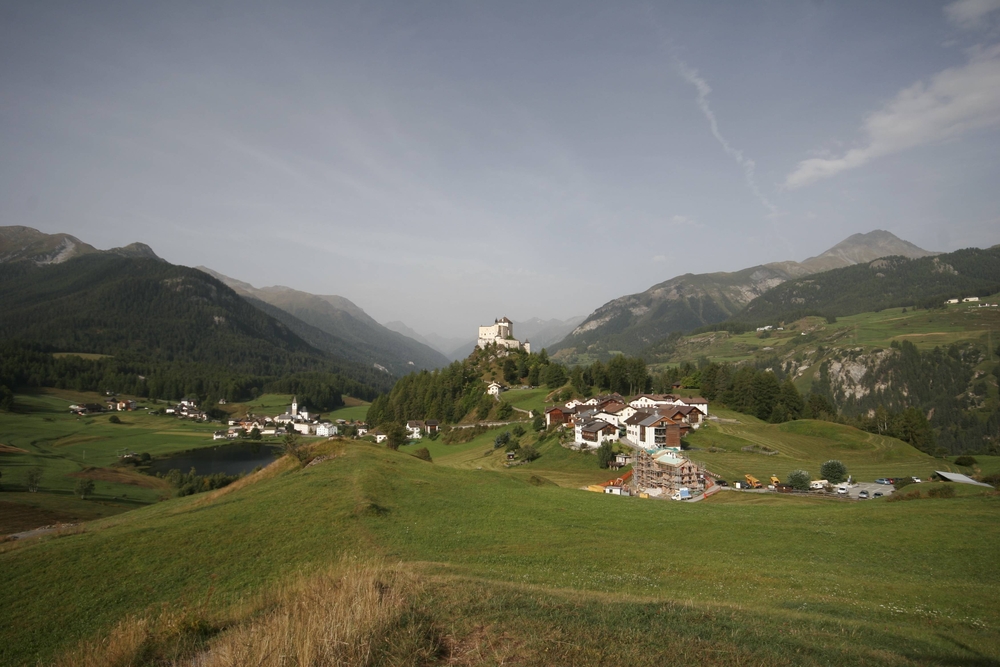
[
  {"left": 214, "top": 397, "right": 365, "bottom": 441},
  {"left": 165, "top": 398, "right": 208, "bottom": 421},
  {"left": 546, "top": 392, "right": 711, "bottom": 499},
  {"left": 69, "top": 396, "right": 138, "bottom": 415},
  {"left": 945, "top": 296, "right": 997, "bottom": 306}
]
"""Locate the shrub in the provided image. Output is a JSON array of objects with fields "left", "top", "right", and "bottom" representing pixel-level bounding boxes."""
[
  {"left": 819, "top": 460, "right": 848, "bottom": 484},
  {"left": 954, "top": 456, "right": 977, "bottom": 467},
  {"left": 411, "top": 447, "right": 432, "bottom": 462},
  {"left": 927, "top": 485, "right": 956, "bottom": 499},
  {"left": 596, "top": 442, "right": 614, "bottom": 469},
  {"left": 980, "top": 473, "right": 1000, "bottom": 488},
  {"left": 887, "top": 489, "right": 922, "bottom": 502},
  {"left": 511, "top": 424, "right": 525, "bottom": 437},
  {"left": 108, "top": 415, "right": 121, "bottom": 424},
  {"left": 786, "top": 470, "right": 810, "bottom": 491},
  {"left": 74, "top": 478, "right": 95, "bottom": 499}
]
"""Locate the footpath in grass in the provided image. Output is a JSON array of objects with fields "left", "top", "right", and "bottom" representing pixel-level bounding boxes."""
[{"left": 1, "top": 441, "right": 998, "bottom": 665}]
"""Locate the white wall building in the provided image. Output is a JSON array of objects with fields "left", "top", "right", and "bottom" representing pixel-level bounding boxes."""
[{"left": 477, "top": 317, "right": 531, "bottom": 353}]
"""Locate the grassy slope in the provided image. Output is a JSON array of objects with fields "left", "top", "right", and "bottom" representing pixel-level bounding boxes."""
[
  {"left": 653, "top": 298, "right": 1000, "bottom": 383},
  {"left": 2, "top": 440, "right": 998, "bottom": 666},
  {"left": 685, "top": 409, "right": 945, "bottom": 482}
]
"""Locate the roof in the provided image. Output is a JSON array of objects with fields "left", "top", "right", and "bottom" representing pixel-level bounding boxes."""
[
  {"left": 638, "top": 414, "right": 676, "bottom": 428},
  {"left": 545, "top": 405, "right": 575, "bottom": 414},
  {"left": 680, "top": 397, "right": 708, "bottom": 404},
  {"left": 581, "top": 420, "right": 614, "bottom": 433},
  {"left": 624, "top": 411, "right": 653, "bottom": 426},
  {"left": 652, "top": 451, "right": 688, "bottom": 467},
  {"left": 934, "top": 471, "right": 994, "bottom": 488}
]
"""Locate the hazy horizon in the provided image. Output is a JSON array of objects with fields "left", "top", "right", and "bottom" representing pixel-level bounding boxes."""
[{"left": 3, "top": 1, "right": 1000, "bottom": 339}]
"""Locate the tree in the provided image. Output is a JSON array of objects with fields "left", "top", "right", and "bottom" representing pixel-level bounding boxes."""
[
  {"left": 494, "top": 431, "right": 511, "bottom": 449},
  {"left": 0, "top": 385, "right": 15, "bottom": 411},
  {"left": 412, "top": 447, "right": 432, "bottom": 462},
  {"left": 26, "top": 467, "right": 41, "bottom": 493},
  {"left": 532, "top": 414, "right": 544, "bottom": 431},
  {"left": 779, "top": 378, "right": 804, "bottom": 419},
  {"left": 250, "top": 426, "right": 262, "bottom": 441},
  {"left": 75, "top": 478, "right": 95, "bottom": 499},
  {"left": 820, "top": 460, "right": 848, "bottom": 484},
  {"left": 786, "top": 469, "right": 810, "bottom": 490},
  {"left": 596, "top": 442, "right": 614, "bottom": 469},
  {"left": 511, "top": 424, "right": 525, "bottom": 437},
  {"left": 520, "top": 444, "right": 540, "bottom": 462},
  {"left": 496, "top": 401, "right": 513, "bottom": 420},
  {"left": 384, "top": 422, "right": 408, "bottom": 450},
  {"left": 502, "top": 358, "right": 518, "bottom": 384},
  {"left": 108, "top": 415, "right": 121, "bottom": 424},
  {"left": 282, "top": 432, "right": 301, "bottom": 459},
  {"left": 542, "top": 364, "right": 567, "bottom": 389}
]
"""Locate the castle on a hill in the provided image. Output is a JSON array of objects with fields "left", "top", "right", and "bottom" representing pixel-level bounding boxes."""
[{"left": 477, "top": 316, "right": 530, "bottom": 353}]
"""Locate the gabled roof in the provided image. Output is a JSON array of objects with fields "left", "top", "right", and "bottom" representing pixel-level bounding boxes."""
[
  {"left": 680, "top": 396, "right": 708, "bottom": 404},
  {"left": 624, "top": 411, "right": 654, "bottom": 426},
  {"left": 581, "top": 420, "right": 614, "bottom": 433},
  {"left": 545, "top": 405, "right": 575, "bottom": 414},
  {"left": 639, "top": 414, "right": 677, "bottom": 428}
]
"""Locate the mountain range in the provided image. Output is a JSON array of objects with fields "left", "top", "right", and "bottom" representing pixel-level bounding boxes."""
[
  {"left": 196, "top": 269, "right": 450, "bottom": 374},
  {"left": 549, "top": 230, "right": 938, "bottom": 362}
]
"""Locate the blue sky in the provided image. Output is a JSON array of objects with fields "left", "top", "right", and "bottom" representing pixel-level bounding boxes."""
[{"left": 2, "top": 1, "right": 1000, "bottom": 338}]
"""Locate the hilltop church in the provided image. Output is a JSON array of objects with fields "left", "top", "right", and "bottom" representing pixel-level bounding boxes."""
[{"left": 477, "top": 316, "right": 530, "bottom": 353}]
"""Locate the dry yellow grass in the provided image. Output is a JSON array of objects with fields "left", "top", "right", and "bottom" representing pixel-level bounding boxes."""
[{"left": 51, "top": 558, "right": 439, "bottom": 667}]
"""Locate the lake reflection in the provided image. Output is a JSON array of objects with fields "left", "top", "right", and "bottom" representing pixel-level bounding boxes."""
[{"left": 147, "top": 442, "right": 280, "bottom": 476}]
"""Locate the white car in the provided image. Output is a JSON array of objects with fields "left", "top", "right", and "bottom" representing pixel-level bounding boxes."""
[
  {"left": 836, "top": 486, "right": 848, "bottom": 495},
  {"left": 911, "top": 477, "right": 922, "bottom": 483}
]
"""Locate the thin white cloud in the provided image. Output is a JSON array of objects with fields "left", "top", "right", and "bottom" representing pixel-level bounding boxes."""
[
  {"left": 945, "top": 0, "right": 1000, "bottom": 30},
  {"left": 785, "top": 44, "right": 1000, "bottom": 189},
  {"left": 674, "top": 60, "right": 778, "bottom": 218}
]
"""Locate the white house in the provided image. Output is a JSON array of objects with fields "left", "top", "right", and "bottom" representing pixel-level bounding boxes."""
[
  {"left": 406, "top": 420, "right": 424, "bottom": 439},
  {"left": 963, "top": 296, "right": 980, "bottom": 302},
  {"left": 292, "top": 423, "right": 314, "bottom": 435},
  {"left": 574, "top": 420, "right": 619, "bottom": 447},
  {"left": 487, "top": 381, "right": 504, "bottom": 396},
  {"left": 316, "top": 423, "right": 338, "bottom": 437},
  {"left": 677, "top": 397, "right": 709, "bottom": 417},
  {"left": 946, "top": 298, "right": 959, "bottom": 304}
]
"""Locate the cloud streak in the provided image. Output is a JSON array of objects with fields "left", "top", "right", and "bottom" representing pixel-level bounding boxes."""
[
  {"left": 785, "top": 44, "right": 1000, "bottom": 189},
  {"left": 674, "top": 60, "right": 778, "bottom": 218},
  {"left": 944, "top": 0, "right": 1000, "bottom": 30}
]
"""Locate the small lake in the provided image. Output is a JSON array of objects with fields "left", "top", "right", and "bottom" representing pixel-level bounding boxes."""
[{"left": 147, "top": 442, "right": 281, "bottom": 477}]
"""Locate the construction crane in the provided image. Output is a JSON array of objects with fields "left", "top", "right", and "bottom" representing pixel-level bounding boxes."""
[{"left": 744, "top": 474, "right": 762, "bottom": 489}]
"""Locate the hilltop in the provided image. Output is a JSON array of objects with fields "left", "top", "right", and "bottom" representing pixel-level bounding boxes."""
[
  {"left": 550, "top": 231, "right": 937, "bottom": 363},
  {"left": 0, "top": 225, "right": 163, "bottom": 265}
]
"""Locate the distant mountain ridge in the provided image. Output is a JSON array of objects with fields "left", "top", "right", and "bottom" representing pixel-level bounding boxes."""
[
  {"left": 550, "top": 230, "right": 938, "bottom": 362},
  {"left": 198, "top": 268, "right": 450, "bottom": 374},
  {"left": 0, "top": 225, "right": 162, "bottom": 264}
]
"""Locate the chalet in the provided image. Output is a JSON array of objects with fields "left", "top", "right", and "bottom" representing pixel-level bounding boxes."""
[
  {"left": 609, "top": 452, "right": 632, "bottom": 470},
  {"left": 213, "top": 431, "right": 228, "bottom": 441},
  {"left": 486, "top": 381, "right": 504, "bottom": 396},
  {"left": 677, "top": 396, "right": 709, "bottom": 416},
  {"left": 292, "top": 423, "right": 314, "bottom": 435},
  {"left": 406, "top": 420, "right": 425, "bottom": 439},
  {"left": 425, "top": 419, "right": 439, "bottom": 434},
  {"left": 371, "top": 429, "right": 387, "bottom": 444},
  {"left": 574, "top": 419, "right": 619, "bottom": 447},
  {"left": 545, "top": 405, "right": 577, "bottom": 427},
  {"left": 963, "top": 296, "right": 980, "bottom": 303},
  {"left": 945, "top": 298, "right": 959, "bottom": 304},
  {"left": 660, "top": 405, "right": 705, "bottom": 427},
  {"left": 635, "top": 414, "right": 682, "bottom": 451},
  {"left": 564, "top": 399, "right": 586, "bottom": 409},
  {"left": 629, "top": 394, "right": 678, "bottom": 409},
  {"left": 356, "top": 424, "right": 369, "bottom": 436}
]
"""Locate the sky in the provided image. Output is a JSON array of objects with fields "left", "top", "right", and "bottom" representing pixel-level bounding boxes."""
[{"left": 3, "top": 0, "right": 1000, "bottom": 340}]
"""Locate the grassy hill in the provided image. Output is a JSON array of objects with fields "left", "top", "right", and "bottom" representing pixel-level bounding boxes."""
[
  {"left": 2, "top": 438, "right": 998, "bottom": 666},
  {"left": 684, "top": 409, "right": 944, "bottom": 482}
]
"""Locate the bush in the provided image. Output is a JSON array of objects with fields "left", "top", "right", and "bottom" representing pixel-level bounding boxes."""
[
  {"left": 74, "top": 478, "right": 95, "bottom": 499},
  {"left": 887, "top": 489, "right": 922, "bottom": 502},
  {"left": 980, "top": 473, "right": 1000, "bottom": 488},
  {"left": 927, "top": 485, "right": 956, "bottom": 499},
  {"left": 954, "top": 456, "right": 978, "bottom": 467},
  {"left": 819, "top": 460, "right": 848, "bottom": 484},
  {"left": 786, "top": 469, "right": 810, "bottom": 491},
  {"left": 532, "top": 414, "right": 544, "bottom": 431},
  {"left": 108, "top": 415, "right": 121, "bottom": 424},
  {"left": 411, "top": 447, "right": 432, "bottom": 462},
  {"left": 512, "top": 424, "right": 525, "bottom": 437},
  {"left": 596, "top": 442, "right": 614, "bottom": 469}
]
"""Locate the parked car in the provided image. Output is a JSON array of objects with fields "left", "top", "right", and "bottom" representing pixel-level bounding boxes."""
[
  {"left": 875, "top": 478, "right": 891, "bottom": 485},
  {"left": 911, "top": 477, "right": 922, "bottom": 483},
  {"left": 716, "top": 480, "right": 729, "bottom": 487},
  {"left": 873, "top": 491, "right": 884, "bottom": 498},
  {"left": 836, "top": 486, "right": 848, "bottom": 495},
  {"left": 858, "top": 490, "right": 870, "bottom": 499}
]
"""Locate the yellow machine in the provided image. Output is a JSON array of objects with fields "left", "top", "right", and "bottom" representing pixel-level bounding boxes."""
[
  {"left": 770, "top": 475, "right": 781, "bottom": 486},
  {"left": 744, "top": 474, "right": 762, "bottom": 489}
]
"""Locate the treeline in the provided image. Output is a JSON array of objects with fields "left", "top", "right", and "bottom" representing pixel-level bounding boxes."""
[{"left": 0, "top": 340, "right": 372, "bottom": 408}]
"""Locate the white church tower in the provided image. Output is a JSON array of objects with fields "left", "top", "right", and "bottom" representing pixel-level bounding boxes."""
[{"left": 291, "top": 396, "right": 298, "bottom": 417}]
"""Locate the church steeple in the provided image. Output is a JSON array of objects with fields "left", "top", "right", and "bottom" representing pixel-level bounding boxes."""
[{"left": 291, "top": 396, "right": 298, "bottom": 417}]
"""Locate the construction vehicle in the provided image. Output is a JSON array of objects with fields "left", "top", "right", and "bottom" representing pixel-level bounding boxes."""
[
  {"left": 770, "top": 475, "right": 781, "bottom": 487},
  {"left": 744, "top": 474, "right": 763, "bottom": 489}
]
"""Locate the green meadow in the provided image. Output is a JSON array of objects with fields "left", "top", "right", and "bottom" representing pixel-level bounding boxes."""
[
  {"left": 1, "top": 439, "right": 998, "bottom": 665},
  {"left": 655, "top": 296, "right": 1000, "bottom": 372}
]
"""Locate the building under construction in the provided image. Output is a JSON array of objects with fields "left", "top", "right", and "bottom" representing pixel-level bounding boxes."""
[{"left": 632, "top": 447, "right": 705, "bottom": 497}]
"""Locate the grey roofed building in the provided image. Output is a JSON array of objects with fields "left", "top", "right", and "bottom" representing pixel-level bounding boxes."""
[{"left": 934, "top": 471, "right": 995, "bottom": 488}]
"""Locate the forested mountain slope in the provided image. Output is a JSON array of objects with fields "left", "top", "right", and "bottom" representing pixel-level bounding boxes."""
[
  {"left": 0, "top": 254, "right": 393, "bottom": 400},
  {"left": 550, "top": 230, "right": 936, "bottom": 362},
  {"left": 199, "top": 268, "right": 450, "bottom": 374},
  {"left": 735, "top": 246, "right": 1000, "bottom": 324}
]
